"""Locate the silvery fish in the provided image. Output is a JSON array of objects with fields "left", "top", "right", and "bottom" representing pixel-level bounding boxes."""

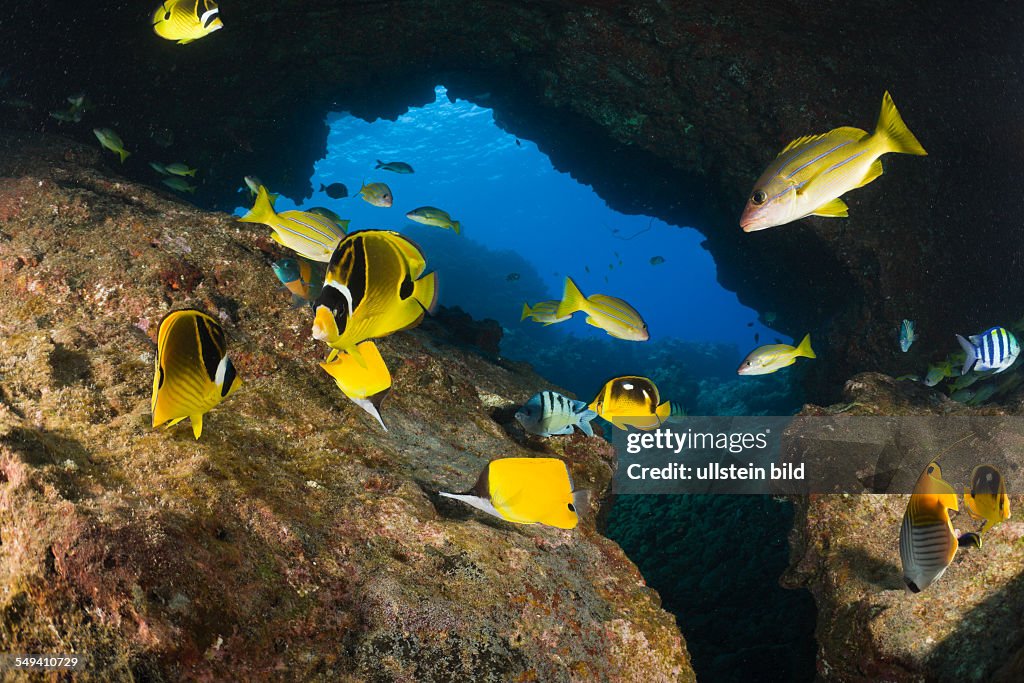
[
  {"left": 515, "top": 391, "right": 596, "bottom": 437},
  {"left": 900, "top": 319, "right": 916, "bottom": 352},
  {"left": 956, "top": 326, "right": 1020, "bottom": 375},
  {"left": 741, "top": 92, "right": 927, "bottom": 232}
]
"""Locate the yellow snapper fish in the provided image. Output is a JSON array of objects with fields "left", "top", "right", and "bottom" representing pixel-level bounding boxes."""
[
  {"left": 165, "top": 162, "right": 197, "bottom": 177},
  {"left": 312, "top": 230, "right": 437, "bottom": 364},
  {"left": 320, "top": 341, "right": 392, "bottom": 431},
  {"left": 521, "top": 300, "right": 571, "bottom": 326},
  {"left": 899, "top": 461, "right": 959, "bottom": 593},
  {"left": 439, "top": 457, "right": 585, "bottom": 529},
  {"left": 963, "top": 465, "right": 1011, "bottom": 543},
  {"left": 358, "top": 182, "right": 393, "bottom": 208},
  {"left": 406, "top": 206, "right": 461, "bottom": 234},
  {"left": 738, "top": 334, "right": 815, "bottom": 375},
  {"left": 555, "top": 277, "right": 649, "bottom": 341},
  {"left": 238, "top": 186, "right": 346, "bottom": 262},
  {"left": 740, "top": 92, "right": 927, "bottom": 232},
  {"left": 590, "top": 376, "right": 672, "bottom": 431},
  {"left": 151, "top": 309, "right": 241, "bottom": 439},
  {"left": 93, "top": 128, "right": 130, "bottom": 163},
  {"left": 162, "top": 176, "right": 196, "bottom": 193},
  {"left": 152, "top": 0, "right": 224, "bottom": 44}
]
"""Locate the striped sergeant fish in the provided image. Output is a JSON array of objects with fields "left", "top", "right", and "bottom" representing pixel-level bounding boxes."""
[
  {"left": 899, "top": 461, "right": 959, "bottom": 593},
  {"left": 741, "top": 92, "right": 927, "bottom": 232},
  {"left": 151, "top": 309, "right": 241, "bottom": 439},
  {"left": 239, "top": 186, "right": 346, "bottom": 262},
  {"left": 956, "top": 326, "right": 1020, "bottom": 375},
  {"left": 515, "top": 390, "right": 597, "bottom": 437},
  {"left": 554, "top": 277, "right": 649, "bottom": 341}
]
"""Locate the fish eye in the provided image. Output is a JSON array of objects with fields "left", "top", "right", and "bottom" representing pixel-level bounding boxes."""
[
  {"left": 568, "top": 503, "right": 576, "bottom": 512},
  {"left": 751, "top": 190, "right": 768, "bottom": 205}
]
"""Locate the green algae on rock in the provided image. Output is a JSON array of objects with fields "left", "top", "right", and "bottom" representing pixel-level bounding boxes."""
[{"left": 0, "top": 132, "right": 693, "bottom": 681}]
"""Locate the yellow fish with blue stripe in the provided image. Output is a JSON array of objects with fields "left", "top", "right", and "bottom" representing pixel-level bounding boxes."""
[
  {"left": 152, "top": 0, "right": 224, "bottom": 44},
  {"left": 960, "top": 464, "right": 1011, "bottom": 547},
  {"left": 312, "top": 230, "right": 437, "bottom": 364},
  {"left": 741, "top": 92, "right": 927, "bottom": 232},
  {"left": 521, "top": 300, "right": 571, "bottom": 326},
  {"left": 239, "top": 186, "right": 347, "bottom": 262},
  {"left": 555, "top": 277, "right": 649, "bottom": 341},
  {"left": 320, "top": 341, "right": 392, "bottom": 431},
  {"left": 899, "top": 461, "right": 959, "bottom": 593},
  {"left": 439, "top": 457, "right": 585, "bottom": 529},
  {"left": 151, "top": 309, "right": 241, "bottom": 439}
]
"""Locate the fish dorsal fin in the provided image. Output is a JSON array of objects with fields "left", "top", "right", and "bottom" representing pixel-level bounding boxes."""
[
  {"left": 810, "top": 197, "right": 849, "bottom": 218},
  {"left": 777, "top": 133, "right": 828, "bottom": 156}
]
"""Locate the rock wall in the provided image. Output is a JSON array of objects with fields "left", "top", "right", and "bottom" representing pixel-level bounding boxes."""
[
  {"left": 4, "top": 1, "right": 1023, "bottom": 397},
  {"left": 0, "top": 132, "right": 692, "bottom": 681}
]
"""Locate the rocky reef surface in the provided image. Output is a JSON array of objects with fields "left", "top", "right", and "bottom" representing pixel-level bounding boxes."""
[
  {"left": 0, "top": 132, "right": 692, "bottom": 681},
  {"left": 785, "top": 373, "right": 1024, "bottom": 681},
  {"left": 6, "top": 1, "right": 1023, "bottom": 396}
]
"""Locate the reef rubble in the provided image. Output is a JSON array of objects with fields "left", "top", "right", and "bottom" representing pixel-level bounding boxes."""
[{"left": 0, "top": 132, "right": 692, "bottom": 681}]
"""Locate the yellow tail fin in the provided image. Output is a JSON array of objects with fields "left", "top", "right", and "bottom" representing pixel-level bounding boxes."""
[
  {"left": 118, "top": 148, "right": 131, "bottom": 164},
  {"left": 521, "top": 302, "right": 532, "bottom": 321},
  {"left": 555, "top": 277, "right": 588, "bottom": 318},
  {"left": 656, "top": 401, "right": 671, "bottom": 423},
  {"left": 874, "top": 91, "right": 927, "bottom": 156},
  {"left": 796, "top": 334, "right": 816, "bottom": 359},
  {"left": 238, "top": 185, "right": 277, "bottom": 225},
  {"left": 413, "top": 271, "right": 439, "bottom": 314},
  {"left": 452, "top": 221, "right": 461, "bottom": 235}
]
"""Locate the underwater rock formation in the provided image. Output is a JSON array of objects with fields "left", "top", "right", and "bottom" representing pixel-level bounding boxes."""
[
  {"left": 785, "top": 373, "right": 1024, "bottom": 681},
  {"left": 6, "top": 2, "right": 1021, "bottom": 397},
  {"left": 0, "top": 132, "right": 692, "bottom": 681}
]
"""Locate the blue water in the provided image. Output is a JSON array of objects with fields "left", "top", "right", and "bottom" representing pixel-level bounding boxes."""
[{"left": 239, "top": 85, "right": 779, "bottom": 358}]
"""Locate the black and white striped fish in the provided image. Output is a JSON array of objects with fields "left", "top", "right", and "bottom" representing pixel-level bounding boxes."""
[
  {"left": 899, "top": 461, "right": 959, "bottom": 593},
  {"left": 956, "top": 326, "right": 1020, "bottom": 375},
  {"left": 515, "top": 390, "right": 597, "bottom": 437}
]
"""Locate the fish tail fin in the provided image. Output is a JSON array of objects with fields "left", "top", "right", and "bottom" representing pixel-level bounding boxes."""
[
  {"left": 656, "top": 401, "right": 672, "bottom": 423},
  {"left": 452, "top": 221, "right": 461, "bottom": 235},
  {"left": 956, "top": 334, "right": 977, "bottom": 375},
  {"left": 375, "top": 160, "right": 384, "bottom": 169},
  {"left": 319, "top": 183, "right": 326, "bottom": 191},
  {"left": 577, "top": 408, "right": 598, "bottom": 437},
  {"left": 521, "top": 302, "right": 532, "bottom": 321},
  {"left": 191, "top": 414, "right": 203, "bottom": 439},
  {"left": 555, "top": 277, "right": 587, "bottom": 318},
  {"left": 118, "top": 148, "right": 130, "bottom": 164},
  {"left": 796, "top": 334, "right": 816, "bottom": 359},
  {"left": 874, "top": 91, "right": 927, "bottom": 156},
  {"left": 238, "top": 185, "right": 276, "bottom": 224},
  {"left": 414, "top": 271, "right": 439, "bottom": 314}
]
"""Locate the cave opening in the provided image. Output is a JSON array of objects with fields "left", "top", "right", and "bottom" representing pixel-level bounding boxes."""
[{"left": 240, "top": 84, "right": 818, "bottom": 682}]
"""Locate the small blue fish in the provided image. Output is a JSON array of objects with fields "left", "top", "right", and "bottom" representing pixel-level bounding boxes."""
[
  {"left": 956, "top": 326, "right": 1020, "bottom": 375},
  {"left": 515, "top": 391, "right": 596, "bottom": 437},
  {"left": 900, "top": 319, "right": 916, "bottom": 352}
]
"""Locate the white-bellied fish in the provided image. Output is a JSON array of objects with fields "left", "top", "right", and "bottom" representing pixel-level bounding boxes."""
[
  {"left": 738, "top": 334, "right": 815, "bottom": 375},
  {"left": 152, "top": 0, "right": 223, "bottom": 44},
  {"left": 406, "top": 206, "right": 461, "bottom": 235},
  {"left": 515, "top": 390, "right": 597, "bottom": 437},
  {"left": 244, "top": 175, "right": 262, "bottom": 197},
  {"left": 589, "top": 376, "right": 671, "bottom": 431},
  {"left": 439, "top": 457, "right": 584, "bottom": 529},
  {"left": 956, "top": 326, "right": 1020, "bottom": 375},
  {"left": 375, "top": 160, "right": 414, "bottom": 174},
  {"left": 555, "top": 277, "right": 649, "bottom": 341},
  {"left": 271, "top": 258, "right": 323, "bottom": 307},
  {"left": 151, "top": 309, "right": 241, "bottom": 439},
  {"left": 358, "top": 182, "right": 393, "bottom": 208},
  {"left": 320, "top": 341, "right": 391, "bottom": 430},
  {"left": 93, "top": 128, "right": 130, "bottom": 163},
  {"left": 163, "top": 177, "right": 196, "bottom": 193},
  {"left": 740, "top": 92, "right": 927, "bottom": 232},
  {"left": 165, "top": 162, "right": 196, "bottom": 177},
  {"left": 312, "top": 230, "right": 437, "bottom": 364},
  {"left": 900, "top": 319, "right": 916, "bottom": 353},
  {"left": 963, "top": 465, "right": 1011, "bottom": 543},
  {"left": 521, "top": 300, "right": 571, "bottom": 326},
  {"left": 899, "top": 461, "right": 959, "bottom": 593},
  {"left": 238, "top": 186, "right": 347, "bottom": 262}
]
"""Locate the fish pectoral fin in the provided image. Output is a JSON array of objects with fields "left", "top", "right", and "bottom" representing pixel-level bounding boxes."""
[
  {"left": 855, "top": 159, "right": 884, "bottom": 188},
  {"left": 810, "top": 198, "right": 849, "bottom": 218}
]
